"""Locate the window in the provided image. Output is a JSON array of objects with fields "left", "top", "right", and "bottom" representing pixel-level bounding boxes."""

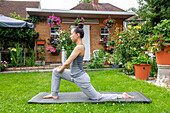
[
  {"left": 50, "top": 27, "right": 60, "bottom": 38},
  {"left": 101, "top": 28, "right": 109, "bottom": 39}
]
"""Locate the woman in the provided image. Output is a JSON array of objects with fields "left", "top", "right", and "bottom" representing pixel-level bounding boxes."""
[{"left": 43, "top": 24, "right": 134, "bottom": 100}]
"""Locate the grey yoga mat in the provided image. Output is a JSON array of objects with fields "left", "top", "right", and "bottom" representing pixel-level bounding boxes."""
[{"left": 28, "top": 92, "right": 152, "bottom": 104}]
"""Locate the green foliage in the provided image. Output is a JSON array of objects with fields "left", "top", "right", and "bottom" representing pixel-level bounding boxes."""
[
  {"left": 148, "top": 19, "right": 170, "bottom": 53},
  {"left": 10, "top": 12, "right": 27, "bottom": 20},
  {"left": 57, "top": 29, "right": 76, "bottom": 59},
  {"left": 38, "top": 46, "right": 45, "bottom": 61},
  {"left": 25, "top": 47, "right": 36, "bottom": 66},
  {"left": 27, "top": 15, "right": 47, "bottom": 24},
  {"left": 0, "top": 12, "right": 39, "bottom": 49},
  {"left": 131, "top": 53, "right": 152, "bottom": 65},
  {"left": 150, "top": 57, "right": 158, "bottom": 77},
  {"left": 108, "top": 26, "right": 149, "bottom": 65},
  {"left": 74, "top": 17, "right": 85, "bottom": 26},
  {"left": 125, "top": 62, "right": 135, "bottom": 75},
  {"left": 85, "top": 48, "right": 105, "bottom": 69},
  {"left": 9, "top": 43, "right": 25, "bottom": 67},
  {"left": 79, "top": 0, "right": 92, "bottom": 3},
  {"left": 0, "top": 28, "right": 39, "bottom": 49},
  {"left": 133, "top": 0, "right": 170, "bottom": 27}
]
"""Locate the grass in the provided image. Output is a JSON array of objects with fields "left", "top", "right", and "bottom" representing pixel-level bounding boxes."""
[{"left": 0, "top": 70, "right": 169, "bottom": 113}]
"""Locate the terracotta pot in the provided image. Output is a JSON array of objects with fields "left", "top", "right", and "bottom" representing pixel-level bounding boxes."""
[
  {"left": 37, "top": 41, "right": 45, "bottom": 45},
  {"left": 133, "top": 64, "right": 152, "bottom": 80},
  {"left": 155, "top": 44, "right": 170, "bottom": 65}
]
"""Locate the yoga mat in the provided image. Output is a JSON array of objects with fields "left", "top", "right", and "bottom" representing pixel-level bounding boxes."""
[{"left": 28, "top": 92, "right": 152, "bottom": 104}]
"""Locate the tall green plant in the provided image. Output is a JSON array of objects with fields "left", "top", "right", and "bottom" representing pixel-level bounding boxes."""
[
  {"left": 25, "top": 47, "right": 36, "bottom": 66},
  {"left": 9, "top": 43, "right": 25, "bottom": 67}
]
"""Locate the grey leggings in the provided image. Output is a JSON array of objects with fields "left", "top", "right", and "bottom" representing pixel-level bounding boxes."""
[{"left": 51, "top": 68, "right": 122, "bottom": 101}]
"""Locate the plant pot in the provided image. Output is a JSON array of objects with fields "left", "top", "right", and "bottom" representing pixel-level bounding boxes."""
[
  {"left": 155, "top": 45, "right": 170, "bottom": 65},
  {"left": 104, "top": 61, "right": 110, "bottom": 65},
  {"left": 112, "top": 64, "right": 119, "bottom": 68},
  {"left": 133, "top": 64, "right": 152, "bottom": 80},
  {"left": 37, "top": 41, "right": 45, "bottom": 45}
]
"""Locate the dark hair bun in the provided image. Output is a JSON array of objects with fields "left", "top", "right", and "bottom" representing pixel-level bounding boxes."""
[{"left": 78, "top": 23, "right": 83, "bottom": 28}]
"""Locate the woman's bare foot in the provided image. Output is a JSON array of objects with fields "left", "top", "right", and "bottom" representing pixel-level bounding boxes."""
[
  {"left": 122, "top": 93, "right": 134, "bottom": 99},
  {"left": 43, "top": 94, "right": 59, "bottom": 99}
]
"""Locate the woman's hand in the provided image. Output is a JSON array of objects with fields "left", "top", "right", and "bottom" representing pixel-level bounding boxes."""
[{"left": 56, "top": 66, "right": 64, "bottom": 73}]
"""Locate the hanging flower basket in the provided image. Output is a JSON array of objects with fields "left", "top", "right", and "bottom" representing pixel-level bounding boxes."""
[
  {"left": 47, "top": 16, "right": 61, "bottom": 27},
  {"left": 74, "top": 17, "right": 85, "bottom": 26},
  {"left": 103, "top": 18, "right": 116, "bottom": 29},
  {"left": 46, "top": 46, "right": 61, "bottom": 55}
]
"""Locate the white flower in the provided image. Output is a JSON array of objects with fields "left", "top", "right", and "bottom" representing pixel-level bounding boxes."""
[{"left": 63, "top": 38, "right": 65, "bottom": 40}]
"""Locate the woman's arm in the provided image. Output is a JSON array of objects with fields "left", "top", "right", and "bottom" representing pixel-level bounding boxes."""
[{"left": 57, "top": 45, "right": 82, "bottom": 73}]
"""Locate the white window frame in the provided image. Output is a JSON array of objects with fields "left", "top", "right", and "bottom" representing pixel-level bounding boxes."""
[
  {"left": 101, "top": 28, "right": 109, "bottom": 39},
  {"left": 50, "top": 27, "right": 60, "bottom": 38}
]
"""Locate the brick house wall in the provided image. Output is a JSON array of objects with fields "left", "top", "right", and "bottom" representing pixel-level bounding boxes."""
[{"left": 35, "top": 18, "right": 123, "bottom": 63}]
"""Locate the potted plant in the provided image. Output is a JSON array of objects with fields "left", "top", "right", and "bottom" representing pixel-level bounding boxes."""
[
  {"left": 132, "top": 53, "right": 152, "bottom": 80},
  {"left": 36, "top": 39, "right": 46, "bottom": 45},
  {"left": 47, "top": 16, "right": 61, "bottom": 27},
  {"left": 148, "top": 19, "right": 170, "bottom": 65},
  {"left": 46, "top": 46, "right": 61, "bottom": 55},
  {"left": 103, "top": 18, "right": 116, "bottom": 29},
  {"left": 74, "top": 17, "right": 85, "bottom": 26}
]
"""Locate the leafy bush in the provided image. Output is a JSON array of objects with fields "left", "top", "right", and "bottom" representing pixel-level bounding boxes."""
[
  {"left": 85, "top": 48, "right": 105, "bottom": 69},
  {"left": 148, "top": 19, "right": 170, "bottom": 53},
  {"left": 108, "top": 26, "right": 149, "bottom": 65},
  {"left": 131, "top": 53, "right": 152, "bottom": 64},
  {"left": 57, "top": 29, "right": 76, "bottom": 59}
]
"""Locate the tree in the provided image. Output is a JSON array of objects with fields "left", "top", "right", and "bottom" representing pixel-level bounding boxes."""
[
  {"left": 79, "top": 0, "right": 92, "bottom": 3},
  {"left": 129, "top": 0, "right": 170, "bottom": 27}
]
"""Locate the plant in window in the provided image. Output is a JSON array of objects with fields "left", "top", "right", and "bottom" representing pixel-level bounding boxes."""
[
  {"left": 74, "top": 17, "right": 85, "bottom": 26},
  {"left": 47, "top": 16, "right": 61, "bottom": 27},
  {"left": 103, "top": 18, "right": 116, "bottom": 29}
]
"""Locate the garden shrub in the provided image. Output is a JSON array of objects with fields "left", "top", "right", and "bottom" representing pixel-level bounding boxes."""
[{"left": 85, "top": 48, "right": 105, "bottom": 69}]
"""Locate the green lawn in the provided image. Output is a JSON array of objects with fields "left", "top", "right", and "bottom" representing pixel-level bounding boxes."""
[{"left": 0, "top": 70, "right": 169, "bottom": 113}]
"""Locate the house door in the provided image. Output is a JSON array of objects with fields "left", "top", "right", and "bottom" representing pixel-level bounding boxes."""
[{"left": 70, "top": 25, "right": 91, "bottom": 60}]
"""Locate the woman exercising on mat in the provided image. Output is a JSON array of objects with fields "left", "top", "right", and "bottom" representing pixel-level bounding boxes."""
[{"left": 43, "top": 24, "right": 134, "bottom": 100}]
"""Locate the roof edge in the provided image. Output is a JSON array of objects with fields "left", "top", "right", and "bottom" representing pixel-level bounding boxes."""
[{"left": 26, "top": 8, "right": 135, "bottom": 15}]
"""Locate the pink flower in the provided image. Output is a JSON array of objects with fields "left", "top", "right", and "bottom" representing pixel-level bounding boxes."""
[
  {"left": 1, "top": 61, "right": 3, "bottom": 63},
  {"left": 160, "top": 39, "right": 162, "bottom": 41},
  {"left": 51, "top": 19, "right": 53, "bottom": 21},
  {"left": 156, "top": 40, "right": 158, "bottom": 43},
  {"left": 105, "top": 26, "right": 108, "bottom": 29},
  {"left": 48, "top": 23, "right": 50, "bottom": 25},
  {"left": 4, "top": 65, "right": 6, "bottom": 67},
  {"left": 49, "top": 16, "right": 52, "bottom": 18},
  {"left": 51, "top": 25, "right": 54, "bottom": 27}
]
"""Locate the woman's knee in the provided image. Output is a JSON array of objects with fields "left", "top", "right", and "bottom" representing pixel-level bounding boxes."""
[{"left": 52, "top": 68, "right": 59, "bottom": 76}]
